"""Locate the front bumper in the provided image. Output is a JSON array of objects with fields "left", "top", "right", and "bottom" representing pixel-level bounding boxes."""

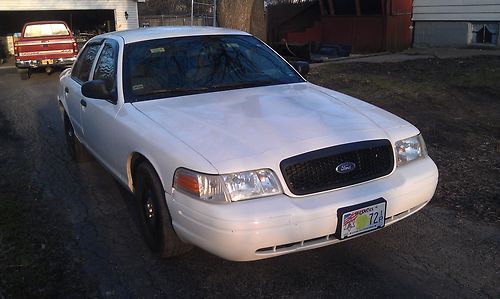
[
  {"left": 16, "top": 57, "right": 76, "bottom": 69},
  {"left": 168, "top": 157, "right": 438, "bottom": 261}
]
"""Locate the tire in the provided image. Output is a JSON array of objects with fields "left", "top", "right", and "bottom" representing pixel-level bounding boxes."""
[
  {"left": 18, "top": 68, "right": 30, "bottom": 80},
  {"left": 134, "top": 162, "right": 192, "bottom": 258},
  {"left": 63, "top": 114, "right": 89, "bottom": 162}
]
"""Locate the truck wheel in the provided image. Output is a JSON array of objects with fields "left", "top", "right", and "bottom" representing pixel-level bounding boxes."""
[
  {"left": 18, "top": 69, "right": 30, "bottom": 80},
  {"left": 64, "top": 114, "right": 89, "bottom": 162},
  {"left": 134, "top": 162, "right": 192, "bottom": 258}
]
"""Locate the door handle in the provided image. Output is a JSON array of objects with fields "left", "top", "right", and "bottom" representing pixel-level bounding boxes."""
[
  {"left": 64, "top": 87, "right": 69, "bottom": 94},
  {"left": 80, "top": 99, "right": 87, "bottom": 107}
]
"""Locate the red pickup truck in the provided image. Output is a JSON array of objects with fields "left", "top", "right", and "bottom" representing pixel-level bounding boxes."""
[{"left": 14, "top": 21, "right": 78, "bottom": 79}]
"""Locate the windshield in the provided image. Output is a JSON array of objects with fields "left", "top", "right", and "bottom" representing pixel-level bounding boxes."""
[
  {"left": 123, "top": 35, "right": 304, "bottom": 102},
  {"left": 24, "top": 23, "right": 70, "bottom": 37}
]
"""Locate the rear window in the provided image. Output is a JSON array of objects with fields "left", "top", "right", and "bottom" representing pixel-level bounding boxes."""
[{"left": 24, "top": 23, "right": 70, "bottom": 38}]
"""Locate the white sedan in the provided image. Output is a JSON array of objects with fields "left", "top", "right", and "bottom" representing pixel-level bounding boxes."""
[{"left": 58, "top": 26, "right": 438, "bottom": 261}]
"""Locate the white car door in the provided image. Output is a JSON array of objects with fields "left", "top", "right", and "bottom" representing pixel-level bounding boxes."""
[
  {"left": 80, "top": 39, "right": 121, "bottom": 171},
  {"left": 65, "top": 42, "right": 103, "bottom": 139}
]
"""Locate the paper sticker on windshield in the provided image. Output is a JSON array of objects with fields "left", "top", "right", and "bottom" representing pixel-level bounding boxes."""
[
  {"left": 150, "top": 47, "right": 165, "bottom": 54},
  {"left": 132, "top": 84, "right": 144, "bottom": 91},
  {"left": 223, "top": 43, "right": 239, "bottom": 48}
]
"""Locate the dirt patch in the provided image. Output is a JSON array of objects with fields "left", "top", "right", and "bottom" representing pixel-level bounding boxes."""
[
  {"left": 309, "top": 56, "right": 500, "bottom": 223},
  {"left": 0, "top": 111, "right": 97, "bottom": 298}
]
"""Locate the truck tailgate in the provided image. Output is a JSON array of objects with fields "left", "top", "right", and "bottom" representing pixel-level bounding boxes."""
[{"left": 17, "top": 36, "right": 76, "bottom": 60}]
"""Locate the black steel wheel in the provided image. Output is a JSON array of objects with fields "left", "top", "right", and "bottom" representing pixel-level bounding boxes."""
[{"left": 134, "top": 162, "right": 192, "bottom": 258}]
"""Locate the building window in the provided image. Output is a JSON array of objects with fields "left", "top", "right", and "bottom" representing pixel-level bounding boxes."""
[
  {"left": 333, "top": 0, "right": 357, "bottom": 15},
  {"left": 471, "top": 23, "right": 499, "bottom": 45},
  {"left": 359, "top": 0, "right": 383, "bottom": 16}
]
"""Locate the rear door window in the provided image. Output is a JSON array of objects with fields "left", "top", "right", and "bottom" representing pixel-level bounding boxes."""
[
  {"left": 93, "top": 41, "right": 118, "bottom": 93},
  {"left": 71, "top": 43, "right": 102, "bottom": 84}
]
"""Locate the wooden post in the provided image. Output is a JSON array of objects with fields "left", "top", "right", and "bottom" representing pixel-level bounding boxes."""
[
  {"left": 327, "top": 0, "right": 335, "bottom": 15},
  {"left": 355, "top": 0, "right": 361, "bottom": 16},
  {"left": 319, "top": 0, "right": 326, "bottom": 16}
]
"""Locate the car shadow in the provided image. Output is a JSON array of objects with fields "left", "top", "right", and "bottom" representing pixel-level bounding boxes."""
[{"left": 25, "top": 70, "right": 434, "bottom": 298}]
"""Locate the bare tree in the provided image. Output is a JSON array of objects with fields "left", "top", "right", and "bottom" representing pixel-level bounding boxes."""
[{"left": 218, "top": 0, "right": 266, "bottom": 41}]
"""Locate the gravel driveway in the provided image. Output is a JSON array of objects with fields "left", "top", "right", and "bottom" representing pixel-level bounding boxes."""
[{"left": 0, "top": 63, "right": 498, "bottom": 298}]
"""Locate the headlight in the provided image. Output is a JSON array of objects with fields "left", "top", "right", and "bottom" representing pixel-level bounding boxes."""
[
  {"left": 395, "top": 134, "right": 428, "bottom": 166},
  {"left": 173, "top": 168, "right": 282, "bottom": 203}
]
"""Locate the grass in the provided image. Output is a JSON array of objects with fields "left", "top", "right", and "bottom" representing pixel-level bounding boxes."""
[{"left": 308, "top": 56, "right": 500, "bottom": 223}]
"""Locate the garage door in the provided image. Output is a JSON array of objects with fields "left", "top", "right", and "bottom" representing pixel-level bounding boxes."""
[{"left": 0, "top": 10, "right": 115, "bottom": 35}]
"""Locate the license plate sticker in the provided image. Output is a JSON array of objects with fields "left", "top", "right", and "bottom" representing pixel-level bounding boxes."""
[{"left": 337, "top": 198, "right": 386, "bottom": 239}]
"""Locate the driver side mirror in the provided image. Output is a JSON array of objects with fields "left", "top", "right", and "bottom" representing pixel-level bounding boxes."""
[
  {"left": 82, "top": 80, "right": 115, "bottom": 102},
  {"left": 291, "top": 61, "right": 310, "bottom": 77}
]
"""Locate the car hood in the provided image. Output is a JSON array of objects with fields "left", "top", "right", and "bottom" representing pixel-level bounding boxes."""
[{"left": 132, "top": 83, "right": 418, "bottom": 173}]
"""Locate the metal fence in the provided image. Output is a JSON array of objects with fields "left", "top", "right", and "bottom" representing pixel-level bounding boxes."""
[
  {"left": 191, "top": 0, "right": 216, "bottom": 27},
  {"left": 140, "top": 0, "right": 217, "bottom": 27}
]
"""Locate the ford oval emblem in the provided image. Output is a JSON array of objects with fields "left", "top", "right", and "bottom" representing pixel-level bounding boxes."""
[{"left": 336, "top": 162, "right": 356, "bottom": 174}]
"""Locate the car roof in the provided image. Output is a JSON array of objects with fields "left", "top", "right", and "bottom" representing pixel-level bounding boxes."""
[{"left": 101, "top": 26, "right": 250, "bottom": 44}]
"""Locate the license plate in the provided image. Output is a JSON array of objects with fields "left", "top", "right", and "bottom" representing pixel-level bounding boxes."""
[
  {"left": 336, "top": 198, "right": 386, "bottom": 239},
  {"left": 41, "top": 59, "right": 53, "bottom": 65}
]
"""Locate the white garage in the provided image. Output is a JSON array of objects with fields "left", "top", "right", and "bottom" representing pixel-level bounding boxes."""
[
  {"left": 0, "top": 0, "right": 143, "bottom": 54},
  {"left": 413, "top": 0, "right": 500, "bottom": 48}
]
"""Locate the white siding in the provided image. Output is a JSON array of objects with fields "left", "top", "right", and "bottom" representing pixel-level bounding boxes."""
[
  {"left": 0, "top": 0, "right": 139, "bottom": 30},
  {"left": 413, "top": 0, "right": 500, "bottom": 21}
]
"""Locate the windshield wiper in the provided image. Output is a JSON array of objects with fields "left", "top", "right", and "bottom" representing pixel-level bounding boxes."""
[
  {"left": 209, "top": 80, "right": 278, "bottom": 91},
  {"left": 131, "top": 80, "right": 279, "bottom": 102},
  {"left": 136, "top": 87, "right": 210, "bottom": 97}
]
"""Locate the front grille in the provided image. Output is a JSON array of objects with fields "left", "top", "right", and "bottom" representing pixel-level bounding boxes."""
[{"left": 280, "top": 140, "right": 394, "bottom": 195}]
